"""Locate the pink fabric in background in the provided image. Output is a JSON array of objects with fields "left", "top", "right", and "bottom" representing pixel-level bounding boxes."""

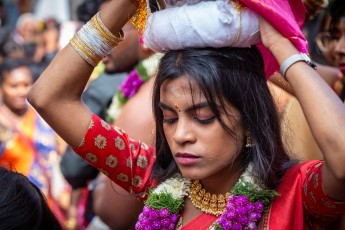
[{"left": 240, "top": 0, "right": 308, "bottom": 78}]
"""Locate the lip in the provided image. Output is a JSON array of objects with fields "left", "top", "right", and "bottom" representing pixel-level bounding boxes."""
[
  {"left": 339, "top": 64, "right": 345, "bottom": 73},
  {"left": 14, "top": 98, "right": 27, "bottom": 105},
  {"left": 175, "top": 152, "right": 200, "bottom": 166}
]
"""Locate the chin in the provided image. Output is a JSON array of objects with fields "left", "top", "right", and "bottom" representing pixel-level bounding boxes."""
[{"left": 179, "top": 169, "right": 205, "bottom": 180}]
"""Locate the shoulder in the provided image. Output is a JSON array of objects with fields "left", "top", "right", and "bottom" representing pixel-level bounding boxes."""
[{"left": 277, "top": 160, "right": 324, "bottom": 192}]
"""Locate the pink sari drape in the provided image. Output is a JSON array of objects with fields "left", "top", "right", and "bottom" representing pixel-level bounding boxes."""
[{"left": 240, "top": 0, "right": 308, "bottom": 78}]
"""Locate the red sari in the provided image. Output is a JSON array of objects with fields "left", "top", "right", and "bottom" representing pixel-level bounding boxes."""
[{"left": 75, "top": 115, "right": 345, "bottom": 229}]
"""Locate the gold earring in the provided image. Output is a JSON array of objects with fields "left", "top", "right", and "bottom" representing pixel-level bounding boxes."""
[{"left": 245, "top": 131, "right": 253, "bottom": 148}]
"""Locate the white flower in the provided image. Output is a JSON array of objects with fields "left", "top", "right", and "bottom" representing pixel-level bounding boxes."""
[
  {"left": 107, "top": 96, "right": 123, "bottom": 121},
  {"left": 153, "top": 174, "right": 191, "bottom": 200},
  {"left": 240, "top": 164, "right": 263, "bottom": 190}
]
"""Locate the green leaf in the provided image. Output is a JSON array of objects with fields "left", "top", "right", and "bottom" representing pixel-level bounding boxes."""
[{"left": 145, "top": 192, "right": 184, "bottom": 214}]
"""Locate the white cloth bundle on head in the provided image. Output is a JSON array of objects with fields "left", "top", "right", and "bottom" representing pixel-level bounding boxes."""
[{"left": 143, "top": 0, "right": 260, "bottom": 52}]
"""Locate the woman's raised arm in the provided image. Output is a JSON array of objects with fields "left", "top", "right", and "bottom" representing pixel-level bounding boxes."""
[
  {"left": 260, "top": 18, "right": 345, "bottom": 201},
  {"left": 28, "top": 0, "right": 137, "bottom": 148}
]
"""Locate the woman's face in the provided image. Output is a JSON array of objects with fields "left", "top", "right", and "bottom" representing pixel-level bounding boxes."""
[
  {"left": 159, "top": 76, "right": 245, "bottom": 181},
  {"left": 0, "top": 66, "right": 33, "bottom": 113},
  {"left": 333, "top": 16, "right": 345, "bottom": 70}
]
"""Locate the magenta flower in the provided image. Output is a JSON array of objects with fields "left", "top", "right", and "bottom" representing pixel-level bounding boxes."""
[{"left": 119, "top": 69, "right": 144, "bottom": 99}]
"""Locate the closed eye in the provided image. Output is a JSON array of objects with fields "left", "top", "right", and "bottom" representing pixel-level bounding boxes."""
[
  {"left": 162, "top": 118, "right": 178, "bottom": 124},
  {"left": 194, "top": 116, "right": 216, "bottom": 124}
]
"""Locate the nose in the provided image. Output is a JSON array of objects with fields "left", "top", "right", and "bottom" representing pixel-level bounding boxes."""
[
  {"left": 173, "top": 118, "right": 196, "bottom": 145},
  {"left": 334, "top": 36, "right": 345, "bottom": 57},
  {"left": 18, "top": 85, "right": 31, "bottom": 97}
]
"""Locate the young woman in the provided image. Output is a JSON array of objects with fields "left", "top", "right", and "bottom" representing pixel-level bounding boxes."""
[
  {"left": 28, "top": 0, "right": 345, "bottom": 229},
  {"left": 0, "top": 58, "right": 69, "bottom": 224}
]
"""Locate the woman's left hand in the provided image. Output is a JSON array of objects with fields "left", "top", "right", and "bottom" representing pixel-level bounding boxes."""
[{"left": 259, "top": 17, "right": 290, "bottom": 53}]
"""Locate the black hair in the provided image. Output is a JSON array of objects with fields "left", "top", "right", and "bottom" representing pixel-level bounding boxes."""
[
  {"left": 151, "top": 47, "right": 294, "bottom": 190},
  {"left": 0, "top": 57, "right": 32, "bottom": 84},
  {"left": 329, "top": 0, "right": 345, "bottom": 33},
  {"left": 0, "top": 166, "right": 62, "bottom": 230},
  {"left": 77, "top": 0, "right": 107, "bottom": 23}
]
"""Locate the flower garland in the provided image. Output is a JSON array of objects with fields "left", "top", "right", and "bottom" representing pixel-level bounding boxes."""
[
  {"left": 135, "top": 166, "right": 278, "bottom": 230},
  {"left": 106, "top": 54, "right": 162, "bottom": 123}
]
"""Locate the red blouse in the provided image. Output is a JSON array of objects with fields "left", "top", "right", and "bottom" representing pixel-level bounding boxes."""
[{"left": 74, "top": 114, "right": 345, "bottom": 228}]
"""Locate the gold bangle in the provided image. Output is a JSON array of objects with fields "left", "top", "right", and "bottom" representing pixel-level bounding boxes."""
[
  {"left": 75, "top": 33, "right": 102, "bottom": 61},
  {"left": 93, "top": 13, "right": 124, "bottom": 44},
  {"left": 70, "top": 37, "right": 98, "bottom": 67}
]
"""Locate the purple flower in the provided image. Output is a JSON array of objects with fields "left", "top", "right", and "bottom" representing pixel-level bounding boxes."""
[
  {"left": 226, "top": 210, "right": 237, "bottom": 220},
  {"left": 228, "top": 195, "right": 236, "bottom": 203},
  {"left": 226, "top": 202, "right": 235, "bottom": 212},
  {"left": 149, "top": 209, "right": 159, "bottom": 220},
  {"left": 141, "top": 218, "right": 151, "bottom": 225},
  {"left": 159, "top": 208, "right": 170, "bottom": 218},
  {"left": 236, "top": 206, "right": 247, "bottom": 216},
  {"left": 246, "top": 203, "right": 255, "bottom": 212},
  {"left": 170, "top": 214, "right": 178, "bottom": 223},
  {"left": 142, "top": 206, "right": 151, "bottom": 215},
  {"left": 249, "top": 212, "right": 262, "bottom": 221},
  {"left": 135, "top": 222, "right": 142, "bottom": 230},
  {"left": 238, "top": 216, "right": 249, "bottom": 225},
  {"left": 254, "top": 201, "right": 264, "bottom": 213},
  {"left": 232, "top": 221, "right": 243, "bottom": 230},
  {"left": 119, "top": 69, "right": 144, "bottom": 99},
  {"left": 152, "top": 220, "right": 161, "bottom": 229},
  {"left": 138, "top": 213, "right": 145, "bottom": 221},
  {"left": 161, "top": 218, "right": 170, "bottom": 227},
  {"left": 218, "top": 217, "right": 227, "bottom": 226},
  {"left": 235, "top": 195, "right": 249, "bottom": 205}
]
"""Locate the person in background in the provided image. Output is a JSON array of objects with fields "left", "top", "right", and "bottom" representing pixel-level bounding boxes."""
[
  {"left": 328, "top": 0, "right": 345, "bottom": 101},
  {"left": 0, "top": 57, "right": 69, "bottom": 225},
  {"left": 0, "top": 166, "right": 62, "bottom": 230},
  {"left": 12, "top": 12, "right": 36, "bottom": 45}
]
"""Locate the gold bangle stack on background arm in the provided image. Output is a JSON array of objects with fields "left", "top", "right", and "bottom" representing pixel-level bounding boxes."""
[{"left": 70, "top": 12, "right": 124, "bottom": 67}]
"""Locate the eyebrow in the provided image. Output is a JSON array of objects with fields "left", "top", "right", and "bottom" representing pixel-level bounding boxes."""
[{"left": 158, "top": 101, "right": 210, "bottom": 112}]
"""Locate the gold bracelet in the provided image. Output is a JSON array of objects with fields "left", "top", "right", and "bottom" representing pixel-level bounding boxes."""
[
  {"left": 69, "top": 12, "right": 124, "bottom": 67},
  {"left": 70, "top": 37, "right": 99, "bottom": 67},
  {"left": 93, "top": 12, "right": 124, "bottom": 44}
]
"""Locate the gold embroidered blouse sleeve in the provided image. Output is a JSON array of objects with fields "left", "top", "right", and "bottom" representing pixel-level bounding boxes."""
[{"left": 73, "top": 114, "right": 156, "bottom": 196}]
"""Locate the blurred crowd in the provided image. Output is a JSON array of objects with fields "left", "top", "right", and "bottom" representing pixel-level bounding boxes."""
[{"left": 0, "top": 0, "right": 344, "bottom": 230}]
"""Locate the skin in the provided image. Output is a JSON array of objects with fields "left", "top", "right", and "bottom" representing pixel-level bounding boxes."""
[
  {"left": 159, "top": 76, "right": 244, "bottom": 188},
  {"left": 333, "top": 16, "right": 345, "bottom": 71},
  {"left": 102, "top": 23, "right": 142, "bottom": 74},
  {"left": 0, "top": 66, "right": 32, "bottom": 115},
  {"left": 27, "top": 0, "right": 345, "bottom": 227}
]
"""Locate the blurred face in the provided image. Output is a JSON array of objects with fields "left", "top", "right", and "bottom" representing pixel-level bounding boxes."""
[
  {"left": 332, "top": 17, "right": 345, "bottom": 71},
  {"left": 0, "top": 66, "right": 33, "bottom": 113},
  {"left": 159, "top": 76, "right": 244, "bottom": 181},
  {"left": 102, "top": 23, "right": 140, "bottom": 74}
]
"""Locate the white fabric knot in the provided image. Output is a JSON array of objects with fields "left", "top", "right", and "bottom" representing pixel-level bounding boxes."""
[{"left": 143, "top": 0, "right": 261, "bottom": 53}]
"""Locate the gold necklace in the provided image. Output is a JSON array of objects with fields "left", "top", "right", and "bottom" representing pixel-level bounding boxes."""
[{"left": 188, "top": 180, "right": 231, "bottom": 216}]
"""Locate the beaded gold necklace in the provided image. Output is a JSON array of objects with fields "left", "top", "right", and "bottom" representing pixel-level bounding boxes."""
[{"left": 189, "top": 179, "right": 231, "bottom": 216}]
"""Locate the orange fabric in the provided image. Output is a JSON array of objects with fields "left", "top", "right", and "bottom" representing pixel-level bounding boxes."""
[
  {"left": 0, "top": 107, "right": 68, "bottom": 224},
  {"left": 0, "top": 109, "right": 35, "bottom": 174}
]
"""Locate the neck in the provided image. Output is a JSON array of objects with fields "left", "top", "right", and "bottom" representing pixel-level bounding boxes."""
[
  {"left": 200, "top": 161, "right": 244, "bottom": 195},
  {"left": 0, "top": 103, "right": 28, "bottom": 119}
]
